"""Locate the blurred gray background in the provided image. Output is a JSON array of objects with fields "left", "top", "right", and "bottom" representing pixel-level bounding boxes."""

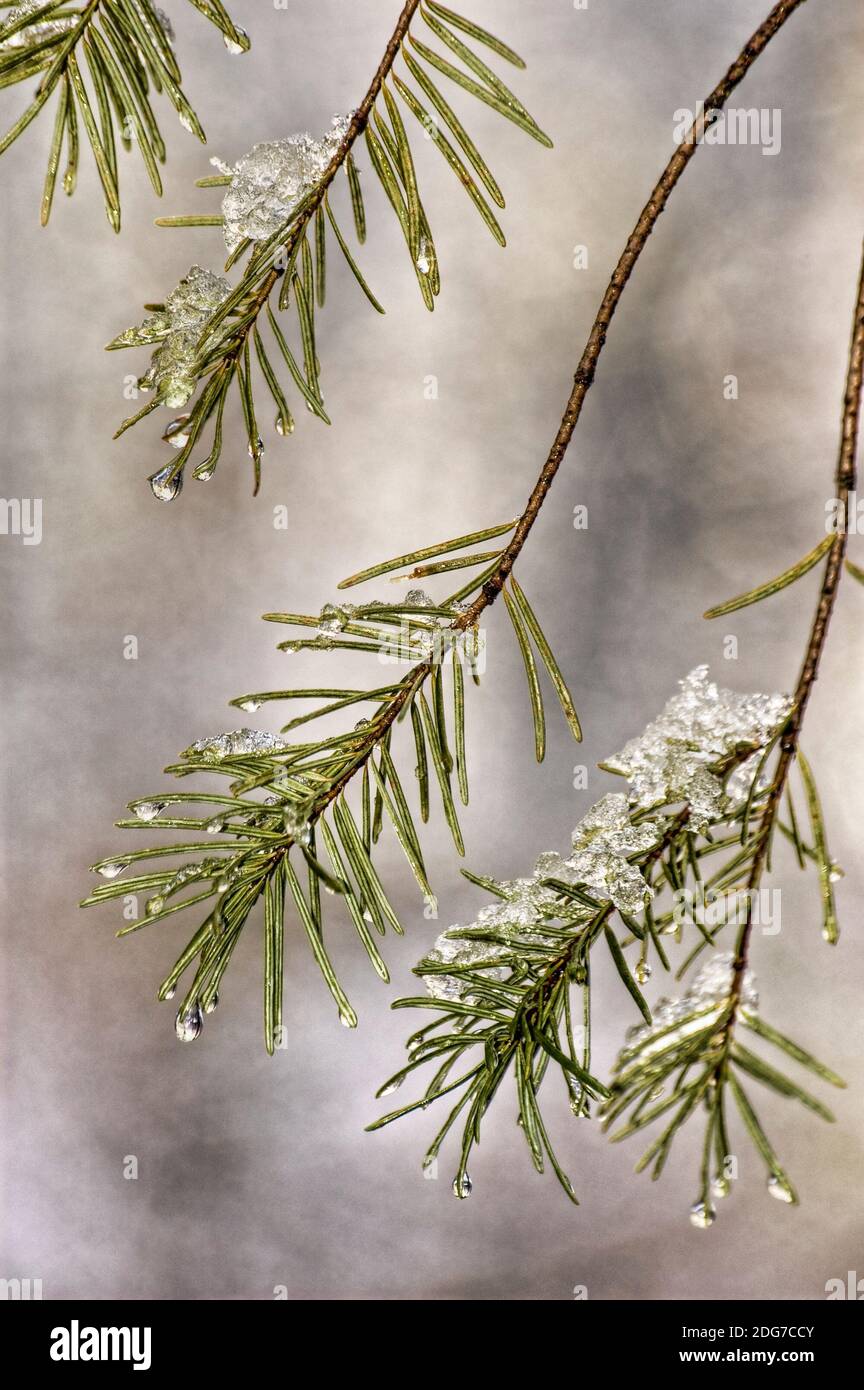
[{"left": 2, "top": 0, "right": 863, "bottom": 1301}]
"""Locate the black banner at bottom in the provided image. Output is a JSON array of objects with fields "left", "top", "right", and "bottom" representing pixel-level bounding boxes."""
[{"left": 3, "top": 1296, "right": 859, "bottom": 1373}]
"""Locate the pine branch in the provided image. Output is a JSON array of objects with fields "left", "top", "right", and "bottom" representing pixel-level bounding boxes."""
[
  {"left": 105, "top": 1, "right": 553, "bottom": 497},
  {"left": 728, "top": 240, "right": 864, "bottom": 962},
  {"left": 371, "top": 1, "right": 864, "bottom": 1217},
  {"left": 369, "top": 696, "right": 823, "bottom": 1202},
  {"left": 0, "top": 0, "right": 250, "bottom": 227},
  {"left": 81, "top": 528, "right": 582, "bottom": 1046},
  {"left": 644, "top": 233, "right": 864, "bottom": 1221},
  {"left": 459, "top": 0, "right": 811, "bottom": 624},
  {"left": 377, "top": 240, "right": 863, "bottom": 1215},
  {"left": 83, "top": 0, "right": 811, "bottom": 1064}
]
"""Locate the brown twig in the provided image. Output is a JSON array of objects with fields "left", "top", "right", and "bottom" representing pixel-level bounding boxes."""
[
  {"left": 185, "top": 1, "right": 423, "bottom": 491},
  {"left": 729, "top": 236, "right": 864, "bottom": 999},
  {"left": 458, "top": 0, "right": 810, "bottom": 626},
  {"left": 207, "top": 0, "right": 815, "bottom": 898},
  {"left": 309, "top": 0, "right": 813, "bottom": 833},
  {"left": 260, "top": 0, "right": 422, "bottom": 268}
]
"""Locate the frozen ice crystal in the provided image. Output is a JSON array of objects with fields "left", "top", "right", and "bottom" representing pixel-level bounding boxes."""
[
  {"left": 417, "top": 668, "right": 789, "bottom": 1005},
  {"left": 564, "top": 793, "right": 660, "bottom": 914},
  {"left": 149, "top": 463, "right": 183, "bottom": 502},
  {"left": 220, "top": 115, "right": 353, "bottom": 252},
  {"left": 110, "top": 266, "right": 231, "bottom": 408},
  {"left": 403, "top": 589, "right": 436, "bottom": 609},
  {"left": 421, "top": 929, "right": 510, "bottom": 1003},
  {"left": 0, "top": 1, "right": 76, "bottom": 47},
  {"left": 618, "top": 950, "right": 758, "bottom": 1058},
  {"left": 185, "top": 729, "right": 289, "bottom": 761},
  {"left": 318, "top": 602, "right": 355, "bottom": 635},
  {"left": 421, "top": 853, "right": 597, "bottom": 1003},
  {"left": 605, "top": 666, "right": 792, "bottom": 830}
]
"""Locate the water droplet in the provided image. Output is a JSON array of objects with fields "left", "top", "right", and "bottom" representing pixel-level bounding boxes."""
[
  {"left": 247, "top": 436, "right": 264, "bottom": 459},
  {"left": 379, "top": 1078, "right": 403, "bottom": 1097},
  {"left": 163, "top": 984, "right": 177, "bottom": 1001},
  {"left": 216, "top": 877, "right": 230, "bottom": 894},
  {"left": 635, "top": 960, "right": 652, "bottom": 985},
  {"left": 829, "top": 862, "right": 844, "bottom": 882},
  {"left": 318, "top": 602, "right": 348, "bottom": 635},
  {"left": 97, "top": 860, "right": 129, "bottom": 879},
  {"left": 275, "top": 414, "right": 294, "bottom": 436},
  {"left": 283, "top": 803, "right": 312, "bottom": 845},
  {"left": 175, "top": 1002, "right": 203, "bottom": 1041},
  {"left": 163, "top": 414, "right": 191, "bottom": 449},
  {"left": 239, "top": 698, "right": 261, "bottom": 713},
  {"left": 223, "top": 25, "right": 248, "bottom": 54},
  {"left": 134, "top": 800, "right": 166, "bottom": 822},
  {"left": 194, "top": 464, "right": 215, "bottom": 481},
  {"left": 688, "top": 1201, "right": 716, "bottom": 1229},
  {"left": 711, "top": 1176, "right": 730, "bottom": 1200},
  {"left": 648, "top": 1083, "right": 664, "bottom": 1101},
  {"left": 206, "top": 817, "right": 224, "bottom": 835},
  {"left": 178, "top": 111, "right": 195, "bottom": 134},
  {"left": 452, "top": 1173, "right": 472, "bottom": 1200},
  {"left": 339, "top": 1008, "right": 356, "bottom": 1028},
  {"left": 146, "top": 894, "right": 165, "bottom": 916},
  {"left": 767, "top": 1174, "right": 795, "bottom": 1204},
  {"left": 416, "top": 236, "right": 431, "bottom": 274},
  {"left": 204, "top": 994, "right": 219, "bottom": 1014},
  {"left": 149, "top": 464, "right": 183, "bottom": 502}
]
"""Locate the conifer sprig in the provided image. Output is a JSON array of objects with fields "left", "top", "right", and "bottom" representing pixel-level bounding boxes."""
[
  {"left": 105, "top": 1, "right": 553, "bottom": 497},
  {"left": 81, "top": 519, "right": 582, "bottom": 1047},
  {"left": 367, "top": 753, "right": 837, "bottom": 1205},
  {"left": 83, "top": 0, "right": 812, "bottom": 1071},
  {"left": 0, "top": 0, "right": 249, "bottom": 228},
  {"left": 374, "top": 232, "right": 864, "bottom": 1213}
]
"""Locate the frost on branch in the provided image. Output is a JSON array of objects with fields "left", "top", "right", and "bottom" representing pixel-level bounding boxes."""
[
  {"left": 216, "top": 115, "right": 354, "bottom": 253},
  {"left": 603, "top": 665, "right": 793, "bottom": 830},
  {"left": 107, "top": 265, "right": 232, "bottom": 409}
]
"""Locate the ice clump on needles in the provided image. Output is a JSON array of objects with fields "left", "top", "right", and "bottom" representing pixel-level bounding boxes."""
[{"left": 218, "top": 114, "right": 354, "bottom": 252}]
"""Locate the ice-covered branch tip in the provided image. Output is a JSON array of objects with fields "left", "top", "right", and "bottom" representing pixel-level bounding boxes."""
[
  {"left": 420, "top": 665, "right": 792, "bottom": 1002},
  {"left": 214, "top": 115, "right": 355, "bottom": 254},
  {"left": 602, "top": 665, "right": 793, "bottom": 830},
  {"left": 106, "top": 1, "right": 552, "bottom": 495},
  {"left": 378, "top": 664, "right": 843, "bottom": 1212},
  {"left": 82, "top": 543, "right": 584, "bottom": 1050}
]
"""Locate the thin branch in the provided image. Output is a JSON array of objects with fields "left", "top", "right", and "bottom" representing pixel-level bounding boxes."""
[
  {"left": 288, "top": 0, "right": 813, "bottom": 860},
  {"left": 212, "top": 1, "right": 423, "bottom": 396},
  {"left": 459, "top": 0, "right": 810, "bottom": 625},
  {"left": 729, "top": 234, "right": 864, "bottom": 998},
  {"left": 88, "top": 0, "right": 816, "bottom": 1048}
]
